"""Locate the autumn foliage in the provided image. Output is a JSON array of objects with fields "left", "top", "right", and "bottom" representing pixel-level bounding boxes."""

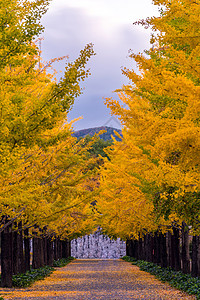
[
  {"left": 97, "top": 0, "right": 200, "bottom": 239},
  {"left": 1, "top": 0, "right": 200, "bottom": 289},
  {"left": 0, "top": 0, "right": 99, "bottom": 287}
]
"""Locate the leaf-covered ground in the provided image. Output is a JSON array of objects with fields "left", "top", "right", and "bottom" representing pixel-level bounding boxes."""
[{"left": 0, "top": 259, "right": 196, "bottom": 299}]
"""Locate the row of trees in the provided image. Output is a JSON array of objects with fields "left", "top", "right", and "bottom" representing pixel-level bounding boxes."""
[
  {"left": 126, "top": 225, "right": 200, "bottom": 277},
  {"left": 0, "top": 0, "right": 99, "bottom": 287},
  {"left": 97, "top": 0, "right": 200, "bottom": 276},
  {"left": 1, "top": 0, "right": 199, "bottom": 287},
  {"left": 1, "top": 224, "right": 71, "bottom": 287}
]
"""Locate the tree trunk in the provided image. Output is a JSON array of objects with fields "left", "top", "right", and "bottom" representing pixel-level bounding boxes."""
[
  {"left": 54, "top": 238, "right": 58, "bottom": 261},
  {"left": 67, "top": 240, "right": 71, "bottom": 257},
  {"left": 138, "top": 237, "right": 143, "bottom": 260},
  {"left": 68, "top": 240, "right": 71, "bottom": 257},
  {"left": 62, "top": 240, "right": 70, "bottom": 258},
  {"left": 126, "top": 240, "right": 130, "bottom": 257},
  {"left": 143, "top": 234, "right": 148, "bottom": 261},
  {"left": 149, "top": 235, "right": 154, "bottom": 263},
  {"left": 168, "top": 228, "right": 181, "bottom": 271},
  {"left": 13, "top": 222, "right": 25, "bottom": 275},
  {"left": 13, "top": 230, "right": 19, "bottom": 275},
  {"left": 126, "top": 239, "right": 134, "bottom": 257},
  {"left": 160, "top": 233, "right": 167, "bottom": 268},
  {"left": 198, "top": 237, "right": 200, "bottom": 277},
  {"left": 181, "top": 222, "right": 190, "bottom": 274},
  {"left": 24, "top": 228, "right": 30, "bottom": 272},
  {"left": 172, "top": 227, "right": 181, "bottom": 271},
  {"left": 43, "top": 236, "right": 48, "bottom": 266},
  {"left": 32, "top": 236, "right": 43, "bottom": 269},
  {"left": 58, "top": 239, "right": 62, "bottom": 260},
  {"left": 1, "top": 223, "right": 13, "bottom": 287},
  {"left": 167, "top": 231, "right": 172, "bottom": 268},
  {"left": 47, "top": 237, "right": 54, "bottom": 266},
  {"left": 132, "top": 240, "right": 139, "bottom": 259},
  {"left": 191, "top": 235, "right": 199, "bottom": 277},
  {"left": 40, "top": 237, "right": 45, "bottom": 267},
  {"left": 154, "top": 232, "right": 161, "bottom": 265}
]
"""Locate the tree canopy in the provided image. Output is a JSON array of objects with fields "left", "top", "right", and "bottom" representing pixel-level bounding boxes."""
[
  {"left": 0, "top": 0, "right": 98, "bottom": 240},
  {"left": 96, "top": 0, "right": 200, "bottom": 239}
]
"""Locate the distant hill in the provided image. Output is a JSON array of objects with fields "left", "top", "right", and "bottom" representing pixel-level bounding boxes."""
[{"left": 73, "top": 126, "right": 122, "bottom": 141}]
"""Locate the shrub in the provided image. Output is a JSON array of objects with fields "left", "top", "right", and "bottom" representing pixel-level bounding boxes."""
[
  {"left": 122, "top": 256, "right": 200, "bottom": 299},
  {"left": 53, "top": 256, "right": 75, "bottom": 267},
  {"left": 11, "top": 257, "right": 75, "bottom": 288},
  {"left": 12, "top": 266, "right": 54, "bottom": 288}
]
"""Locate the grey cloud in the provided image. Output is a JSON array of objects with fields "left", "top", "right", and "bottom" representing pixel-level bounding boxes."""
[{"left": 40, "top": 5, "right": 151, "bottom": 130}]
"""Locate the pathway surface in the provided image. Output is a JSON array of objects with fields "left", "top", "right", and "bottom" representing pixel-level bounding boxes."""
[{"left": 0, "top": 259, "right": 196, "bottom": 300}]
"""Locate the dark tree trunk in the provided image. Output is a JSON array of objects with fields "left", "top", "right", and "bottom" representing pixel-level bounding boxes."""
[
  {"left": 138, "top": 237, "right": 144, "bottom": 260},
  {"left": 167, "top": 231, "right": 172, "bottom": 268},
  {"left": 58, "top": 239, "right": 62, "bottom": 260},
  {"left": 24, "top": 228, "right": 30, "bottom": 272},
  {"left": 191, "top": 235, "right": 199, "bottom": 277},
  {"left": 43, "top": 237, "right": 48, "bottom": 266},
  {"left": 1, "top": 223, "right": 13, "bottom": 287},
  {"left": 160, "top": 233, "right": 167, "bottom": 268},
  {"left": 133, "top": 239, "right": 139, "bottom": 260},
  {"left": 39, "top": 237, "right": 44, "bottom": 267},
  {"left": 154, "top": 232, "right": 161, "bottom": 265},
  {"left": 170, "top": 227, "right": 181, "bottom": 271},
  {"left": 13, "top": 230, "right": 19, "bottom": 275},
  {"left": 149, "top": 235, "right": 154, "bottom": 263},
  {"left": 126, "top": 240, "right": 130, "bottom": 257},
  {"left": 198, "top": 237, "right": 200, "bottom": 277},
  {"left": 126, "top": 239, "right": 134, "bottom": 257},
  {"left": 19, "top": 223, "right": 25, "bottom": 273},
  {"left": 168, "top": 228, "right": 181, "bottom": 271},
  {"left": 145, "top": 234, "right": 149, "bottom": 262},
  {"left": 181, "top": 222, "right": 190, "bottom": 274},
  {"left": 32, "top": 236, "right": 43, "bottom": 269},
  {"left": 47, "top": 237, "right": 54, "bottom": 266},
  {"left": 13, "top": 222, "right": 25, "bottom": 275},
  {"left": 54, "top": 238, "right": 58, "bottom": 261},
  {"left": 68, "top": 240, "right": 71, "bottom": 257},
  {"left": 62, "top": 240, "right": 70, "bottom": 258},
  {"left": 173, "top": 227, "right": 181, "bottom": 271},
  {"left": 143, "top": 235, "right": 148, "bottom": 261}
]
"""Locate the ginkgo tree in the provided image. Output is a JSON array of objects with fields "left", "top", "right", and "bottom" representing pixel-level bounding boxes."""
[
  {"left": 0, "top": 41, "right": 96, "bottom": 228},
  {"left": 0, "top": 0, "right": 99, "bottom": 287},
  {"left": 97, "top": 0, "right": 200, "bottom": 245}
]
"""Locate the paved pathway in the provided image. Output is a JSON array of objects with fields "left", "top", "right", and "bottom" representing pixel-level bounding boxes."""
[{"left": 0, "top": 259, "right": 196, "bottom": 299}]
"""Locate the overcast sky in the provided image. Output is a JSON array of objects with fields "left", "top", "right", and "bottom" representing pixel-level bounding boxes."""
[{"left": 41, "top": 0, "right": 159, "bottom": 131}]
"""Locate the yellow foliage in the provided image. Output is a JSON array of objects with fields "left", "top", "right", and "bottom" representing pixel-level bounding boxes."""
[
  {"left": 0, "top": 0, "right": 96, "bottom": 239},
  {"left": 97, "top": 0, "right": 200, "bottom": 238}
]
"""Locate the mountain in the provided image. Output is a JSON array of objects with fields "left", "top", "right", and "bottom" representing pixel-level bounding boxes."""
[{"left": 73, "top": 126, "right": 122, "bottom": 141}]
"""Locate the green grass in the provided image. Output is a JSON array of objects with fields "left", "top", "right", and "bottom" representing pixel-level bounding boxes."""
[
  {"left": 53, "top": 256, "right": 74, "bottom": 267},
  {"left": 122, "top": 256, "right": 200, "bottom": 299},
  {"left": 5, "top": 256, "right": 75, "bottom": 288},
  {"left": 12, "top": 265, "right": 54, "bottom": 288}
]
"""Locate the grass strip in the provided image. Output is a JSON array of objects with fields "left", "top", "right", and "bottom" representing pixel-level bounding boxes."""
[
  {"left": 122, "top": 256, "right": 200, "bottom": 299},
  {"left": 53, "top": 256, "right": 75, "bottom": 267},
  {"left": 11, "top": 256, "right": 75, "bottom": 288}
]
